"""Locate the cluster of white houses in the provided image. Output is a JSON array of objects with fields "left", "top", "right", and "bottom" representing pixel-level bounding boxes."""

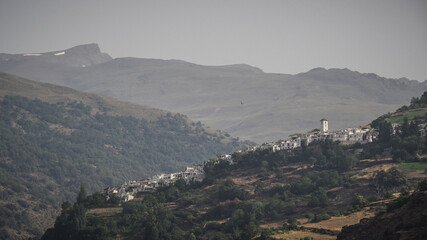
[
  {"left": 109, "top": 118, "right": 427, "bottom": 202},
  {"left": 108, "top": 165, "right": 204, "bottom": 202},
  {"left": 244, "top": 119, "right": 378, "bottom": 153}
]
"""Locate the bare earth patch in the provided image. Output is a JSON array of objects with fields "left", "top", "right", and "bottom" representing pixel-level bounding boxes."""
[
  {"left": 231, "top": 164, "right": 304, "bottom": 195},
  {"left": 353, "top": 159, "right": 398, "bottom": 180},
  {"left": 260, "top": 221, "right": 286, "bottom": 229},
  {"left": 232, "top": 174, "right": 259, "bottom": 194},
  {"left": 273, "top": 230, "right": 335, "bottom": 240},
  {"left": 269, "top": 208, "right": 376, "bottom": 239},
  {"left": 303, "top": 208, "right": 375, "bottom": 232},
  {"left": 86, "top": 207, "right": 122, "bottom": 216}
]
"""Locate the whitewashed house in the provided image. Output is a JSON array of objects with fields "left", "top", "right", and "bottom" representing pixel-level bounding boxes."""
[{"left": 124, "top": 194, "right": 134, "bottom": 202}]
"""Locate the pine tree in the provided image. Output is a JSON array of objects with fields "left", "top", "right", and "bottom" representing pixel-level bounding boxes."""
[{"left": 76, "top": 185, "right": 87, "bottom": 204}]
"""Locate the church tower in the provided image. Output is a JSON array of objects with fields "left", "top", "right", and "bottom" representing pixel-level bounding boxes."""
[{"left": 320, "top": 118, "right": 328, "bottom": 132}]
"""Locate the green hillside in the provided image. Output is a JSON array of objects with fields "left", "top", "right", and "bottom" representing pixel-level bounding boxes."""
[
  {"left": 41, "top": 141, "right": 427, "bottom": 240},
  {"left": 40, "top": 92, "right": 427, "bottom": 240},
  {"left": 375, "top": 91, "right": 427, "bottom": 124},
  {"left": 0, "top": 73, "right": 252, "bottom": 239}
]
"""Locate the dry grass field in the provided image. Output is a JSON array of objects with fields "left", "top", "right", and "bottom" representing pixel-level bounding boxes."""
[
  {"left": 352, "top": 158, "right": 397, "bottom": 180},
  {"left": 273, "top": 230, "right": 336, "bottom": 240},
  {"left": 302, "top": 208, "right": 375, "bottom": 232},
  {"left": 262, "top": 207, "right": 375, "bottom": 240},
  {"left": 87, "top": 207, "right": 123, "bottom": 217}
]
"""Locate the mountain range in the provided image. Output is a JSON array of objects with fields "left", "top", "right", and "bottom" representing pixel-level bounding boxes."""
[{"left": 2, "top": 44, "right": 426, "bottom": 143}]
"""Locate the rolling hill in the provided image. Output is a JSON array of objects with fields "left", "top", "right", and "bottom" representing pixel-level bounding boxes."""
[
  {"left": 0, "top": 72, "right": 251, "bottom": 240},
  {"left": 1, "top": 44, "right": 426, "bottom": 143}
]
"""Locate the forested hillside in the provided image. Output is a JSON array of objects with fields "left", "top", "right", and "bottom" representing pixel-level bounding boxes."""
[
  {"left": 0, "top": 74, "right": 251, "bottom": 239},
  {"left": 41, "top": 139, "right": 427, "bottom": 240},
  {"left": 40, "top": 92, "right": 427, "bottom": 240}
]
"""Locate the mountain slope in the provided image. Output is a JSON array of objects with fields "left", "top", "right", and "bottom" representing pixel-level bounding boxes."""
[
  {"left": 1, "top": 44, "right": 425, "bottom": 142},
  {"left": 40, "top": 132, "right": 427, "bottom": 240},
  {"left": 40, "top": 91, "right": 427, "bottom": 240},
  {"left": 0, "top": 73, "right": 250, "bottom": 240},
  {"left": 337, "top": 190, "right": 427, "bottom": 240},
  {"left": 0, "top": 71, "right": 169, "bottom": 121}
]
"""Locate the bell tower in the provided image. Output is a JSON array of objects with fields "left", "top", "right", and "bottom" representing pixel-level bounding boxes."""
[{"left": 320, "top": 118, "right": 328, "bottom": 132}]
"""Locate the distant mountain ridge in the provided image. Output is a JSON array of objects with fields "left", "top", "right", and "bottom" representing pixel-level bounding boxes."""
[
  {"left": 1, "top": 44, "right": 426, "bottom": 143},
  {"left": 0, "top": 43, "right": 112, "bottom": 67}
]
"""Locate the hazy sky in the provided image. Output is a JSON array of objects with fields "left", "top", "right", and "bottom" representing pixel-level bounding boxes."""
[{"left": 1, "top": 0, "right": 426, "bottom": 81}]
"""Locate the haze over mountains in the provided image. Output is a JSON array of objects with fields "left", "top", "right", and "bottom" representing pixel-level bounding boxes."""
[
  {"left": 0, "top": 72, "right": 249, "bottom": 239},
  {"left": 1, "top": 43, "right": 426, "bottom": 143}
]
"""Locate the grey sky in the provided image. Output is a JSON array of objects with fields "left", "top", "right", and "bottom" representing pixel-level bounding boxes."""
[{"left": 1, "top": 0, "right": 426, "bottom": 81}]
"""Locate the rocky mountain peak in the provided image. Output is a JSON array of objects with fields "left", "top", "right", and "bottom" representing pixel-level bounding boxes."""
[
  {"left": 65, "top": 43, "right": 102, "bottom": 55},
  {"left": 0, "top": 43, "right": 112, "bottom": 70}
]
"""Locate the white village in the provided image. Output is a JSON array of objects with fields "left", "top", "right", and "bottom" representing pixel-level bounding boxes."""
[
  {"left": 245, "top": 118, "right": 378, "bottom": 154},
  {"left": 107, "top": 165, "right": 205, "bottom": 202},
  {"left": 108, "top": 118, "right": 426, "bottom": 202}
]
